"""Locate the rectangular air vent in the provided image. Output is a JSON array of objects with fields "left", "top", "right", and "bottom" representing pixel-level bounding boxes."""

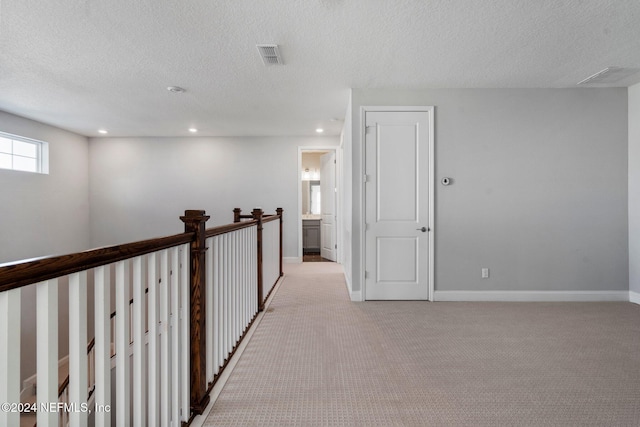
[
  {"left": 578, "top": 67, "right": 634, "bottom": 85},
  {"left": 256, "top": 44, "right": 283, "bottom": 66}
]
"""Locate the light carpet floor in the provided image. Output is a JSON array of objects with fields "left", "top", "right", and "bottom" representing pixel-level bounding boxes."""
[{"left": 204, "top": 263, "right": 640, "bottom": 426}]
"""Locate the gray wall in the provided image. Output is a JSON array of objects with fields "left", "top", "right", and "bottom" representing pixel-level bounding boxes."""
[
  {"left": 629, "top": 83, "right": 640, "bottom": 297},
  {"left": 89, "top": 136, "right": 339, "bottom": 258},
  {"left": 0, "top": 110, "right": 90, "bottom": 384},
  {"left": 349, "top": 88, "right": 628, "bottom": 296}
]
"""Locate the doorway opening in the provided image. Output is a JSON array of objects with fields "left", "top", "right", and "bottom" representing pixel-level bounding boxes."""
[{"left": 299, "top": 147, "right": 339, "bottom": 263}]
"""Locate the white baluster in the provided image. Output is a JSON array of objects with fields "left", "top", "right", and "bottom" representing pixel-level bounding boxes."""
[
  {"left": 262, "top": 225, "right": 267, "bottom": 300},
  {"left": 251, "top": 228, "right": 256, "bottom": 317},
  {"left": 221, "top": 234, "right": 227, "bottom": 362},
  {"left": 206, "top": 237, "right": 214, "bottom": 383},
  {"left": 231, "top": 231, "right": 237, "bottom": 346},
  {"left": 237, "top": 230, "right": 242, "bottom": 337},
  {"left": 69, "top": 272, "right": 88, "bottom": 427},
  {"left": 170, "top": 247, "right": 180, "bottom": 425},
  {"left": 254, "top": 227, "right": 258, "bottom": 310},
  {"left": 214, "top": 236, "right": 221, "bottom": 375},
  {"left": 132, "top": 256, "right": 146, "bottom": 427},
  {"left": 242, "top": 229, "right": 247, "bottom": 330},
  {"left": 115, "top": 261, "right": 131, "bottom": 426},
  {"left": 160, "top": 250, "right": 170, "bottom": 426},
  {"left": 238, "top": 228, "right": 247, "bottom": 333},
  {"left": 180, "top": 244, "right": 190, "bottom": 422},
  {"left": 37, "top": 279, "right": 58, "bottom": 427},
  {"left": 263, "top": 221, "right": 275, "bottom": 296},
  {"left": 247, "top": 227, "right": 252, "bottom": 325},
  {"left": 147, "top": 253, "right": 159, "bottom": 426},
  {"left": 247, "top": 229, "right": 252, "bottom": 318},
  {"left": 225, "top": 233, "right": 231, "bottom": 359},
  {"left": 94, "top": 266, "right": 111, "bottom": 427},
  {"left": 0, "top": 288, "right": 20, "bottom": 427}
]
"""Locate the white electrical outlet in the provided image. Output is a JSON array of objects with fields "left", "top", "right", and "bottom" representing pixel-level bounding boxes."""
[{"left": 481, "top": 268, "right": 490, "bottom": 279}]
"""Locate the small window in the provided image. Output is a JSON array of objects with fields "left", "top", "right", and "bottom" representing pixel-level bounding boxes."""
[{"left": 0, "top": 132, "right": 49, "bottom": 174}]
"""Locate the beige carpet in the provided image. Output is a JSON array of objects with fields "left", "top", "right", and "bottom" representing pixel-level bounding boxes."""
[{"left": 204, "top": 263, "right": 640, "bottom": 426}]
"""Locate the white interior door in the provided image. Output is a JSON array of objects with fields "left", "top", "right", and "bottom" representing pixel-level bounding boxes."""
[
  {"left": 365, "top": 110, "right": 431, "bottom": 300},
  {"left": 320, "top": 152, "right": 337, "bottom": 261}
]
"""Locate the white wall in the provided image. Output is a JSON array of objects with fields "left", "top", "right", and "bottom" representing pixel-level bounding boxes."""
[
  {"left": 341, "top": 94, "right": 354, "bottom": 295},
  {"left": 0, "top": 110, "right": 90, "bottom": 384},
  {"left": 629, "top": 83, "right": 640, "bottom": 301},
  {"left": 89, "top": 136, "right": 339, "bottom": 258},
  {"left": 0, "top": 111, "right": 90, "bottom": 263},
  {"left": 349, "top": 89, "right": 628, "bottom": 298}
]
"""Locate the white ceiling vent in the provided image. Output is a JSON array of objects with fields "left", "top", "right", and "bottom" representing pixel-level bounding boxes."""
[
  {"left": 577, "top": 67, "right": 637, "bottom": 85},
  {"left": 256, "top": 44, "right": 283, "bottom": 66}
]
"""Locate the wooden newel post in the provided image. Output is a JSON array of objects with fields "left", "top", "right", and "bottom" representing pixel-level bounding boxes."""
[
  {"left": 276, "top": 208, "right": 284, "bottom": 277},
  {"left": 233, "top": 208, "right": 242, "bottom": 223},
  {"left": 180, "top": 210, "right": 211, "bottom": 415},
  {"left": 252, "top": 208, "right": 264, "bottom": 311}
]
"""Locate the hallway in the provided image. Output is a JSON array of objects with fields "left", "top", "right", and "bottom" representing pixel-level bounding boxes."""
[{"left": 202, "top": 263, "right": 640, "bottom": 426}]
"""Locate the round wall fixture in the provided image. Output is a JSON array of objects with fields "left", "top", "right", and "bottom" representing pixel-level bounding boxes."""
[{"left": 441, "top": 177, "right": 453, "bottom": 186}]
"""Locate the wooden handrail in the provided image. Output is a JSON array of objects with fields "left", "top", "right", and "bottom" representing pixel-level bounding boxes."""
[
  {"left": 0, "top": 232, "right": 194, "bottom": 292},
  {"left": 262, "top": 214, "right": 279, "bottom": 224},
  {"left": 205, "top": 219, "right": 258, "bottom": 238}
]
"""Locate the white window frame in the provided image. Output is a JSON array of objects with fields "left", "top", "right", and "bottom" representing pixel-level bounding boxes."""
[{"left": 0, "top": 131, "right": 49, "bottom": 174}]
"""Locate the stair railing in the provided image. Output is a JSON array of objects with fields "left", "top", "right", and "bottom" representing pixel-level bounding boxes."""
[{"left": 0, "top": 207, "right": 283, "bottom": 427}]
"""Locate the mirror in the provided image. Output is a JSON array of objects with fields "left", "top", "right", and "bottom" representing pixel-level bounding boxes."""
[
  {"left": 309, "top": 180, "right": 321, "bottom": 215},
  {"left": 302, "top": 180, "right": 321, "bottom": 215}
]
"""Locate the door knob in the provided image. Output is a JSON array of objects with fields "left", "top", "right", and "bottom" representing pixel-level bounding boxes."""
[{"left": 416, "top": 227, "right": 428, "bottom": 232}]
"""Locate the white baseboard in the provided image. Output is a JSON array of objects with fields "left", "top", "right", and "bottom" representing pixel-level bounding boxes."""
[
  {"left": 433, "top": 290, "right": 629, "bottom": 302},
  {"left": 630, "top": 291, "right": 640, "bottom": 305},
  {"left": 284, "top": 257, "right": 302, "bottom": 264},
  {"left": 343, "top": 273, "right": 363, "bottom": 301},
  {"left": 349, "top": 290, "right": 363, "bottom": 302}
]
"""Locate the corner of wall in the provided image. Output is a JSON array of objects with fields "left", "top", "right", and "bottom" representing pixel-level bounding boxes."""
[{"left": 629, "top": 83, "right": 640, "bottom": 295}]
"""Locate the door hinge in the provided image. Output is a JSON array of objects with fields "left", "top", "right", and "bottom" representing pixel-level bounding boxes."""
[
  {"left": 364, "top": 270, "right": 369, "bottom": 279},
  {"left": 335, "top": 244, "right": 337, "bottom": 249},
  {"left": 363, "top": 174, "right": 369, "bottom": 183}
]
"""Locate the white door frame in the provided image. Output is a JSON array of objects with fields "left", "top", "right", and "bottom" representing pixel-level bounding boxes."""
[
  {"left": 360, "top": 106, "right": 435, "bottom": 300},
  {"left": 298, "top": 146, "right": 341, "bottom": 262}
]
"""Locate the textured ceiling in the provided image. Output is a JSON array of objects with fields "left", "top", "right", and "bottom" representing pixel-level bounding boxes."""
[{"left": 0, "top": 0, "right": 639, "bottom": 137}]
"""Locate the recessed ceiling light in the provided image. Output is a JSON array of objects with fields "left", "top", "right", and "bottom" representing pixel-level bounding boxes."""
[
  {"left": 167, "top": 86, "right": 186, "bottom": 93},
  {"left": 189, "top": 128, "right": 198, "bottom": 133},
  {"left": 98, "top": 129, "right": 108, "bottom": 134},
  {"left": 316, "top": 128, "right": 324, "bottom": 133}
]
